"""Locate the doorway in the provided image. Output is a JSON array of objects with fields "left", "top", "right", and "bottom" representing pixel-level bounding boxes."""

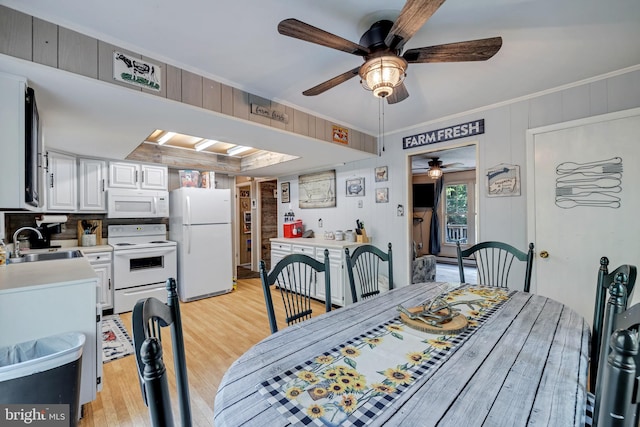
[{"left": 409, "top": 144, "right": 478, "bottom": 262}]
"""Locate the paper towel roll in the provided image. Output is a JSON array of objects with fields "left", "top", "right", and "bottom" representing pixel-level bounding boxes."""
[{"left": 36, "top": 215, "right": 68, "bottom": 227}]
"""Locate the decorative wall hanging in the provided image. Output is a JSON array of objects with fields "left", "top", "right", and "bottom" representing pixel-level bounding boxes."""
[
  {"left": 375, "top": 166, "right": 389, "bottom": 182},
  {"left": 281, "top": 182, "right": 290, "bottom": 203},
  {"left": 299, "top": 170, "right": 336, "bottom": 209},
  {"left": 554, "top": 156, "right": 622, "bottom": 209},
  {"left": 113, "top": 51, "right": 161, "bottom": 91},
  {"left": 486, "top": 164, "right": 521, "bottom": 197},
  {"left": 332, "top": 125, "right": 349, "bottom": 144},
  {"left": 375, "top": 188, "right": 389, "bottom": 203},
  {"left": 346, "top": 177, "right": 365, "bottom": 197}
]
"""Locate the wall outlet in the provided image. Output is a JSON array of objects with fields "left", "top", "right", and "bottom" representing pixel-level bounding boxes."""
[{"left": 358, "top": 200, "right": 363, "bottom": 208}]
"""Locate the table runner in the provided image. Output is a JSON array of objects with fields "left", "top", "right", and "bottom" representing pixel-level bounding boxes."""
[{"left": 259, "top": 285, "right": 513, "bottom": 426}]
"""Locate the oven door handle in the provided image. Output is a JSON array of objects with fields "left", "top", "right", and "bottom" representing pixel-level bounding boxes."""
[
  {"left": 186, "top": 195, "right": 192, "bottom": 254},
  {"left": 113, "top": 247, "right": 176, "bottom": 259}
]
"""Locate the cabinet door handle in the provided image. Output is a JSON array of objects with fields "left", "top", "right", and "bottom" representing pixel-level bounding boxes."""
[
  {"left": 135, "top": 170, "right": 138, "bottom": 183},
  {"left": 108, "top": 278, "right": 111, "bottom": 290},
  {"left": 141, "top": 171, "right": 145, "bottom": 183},
  {"left": 101, "top": 179, "right": 105, "bottom": 192},
  {"left": 50, "top": 173, "right": 54, "bottom": 188}
]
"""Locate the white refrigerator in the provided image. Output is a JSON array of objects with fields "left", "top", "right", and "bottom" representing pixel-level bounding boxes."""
[{"left": 169, "top": 187, "right": 233, "bottom": 301}]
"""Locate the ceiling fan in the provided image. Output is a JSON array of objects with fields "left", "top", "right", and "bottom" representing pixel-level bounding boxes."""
[
  {"left": 413, "top": 157, "right": 463, "bottom": 178},
  {"left": 277, "top": 0, "right": 502, "bottom": 104}
]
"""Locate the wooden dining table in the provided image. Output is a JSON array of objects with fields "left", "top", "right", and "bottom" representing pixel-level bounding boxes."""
[{"left": 214, "top": 282, "right": 590, "bottom": 426}]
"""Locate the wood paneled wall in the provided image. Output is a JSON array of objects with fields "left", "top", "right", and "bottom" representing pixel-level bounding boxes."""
[
  {"left": 259, "top": 180, "right": 277, "bottom": 269},
  {"left": 0, "top": 5, "right": 376, "bottom": 155}
]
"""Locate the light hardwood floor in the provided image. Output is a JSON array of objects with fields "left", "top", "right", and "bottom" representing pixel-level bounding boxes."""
[{"left": 79, "top": 278, "right": 326, "bottom": 426}]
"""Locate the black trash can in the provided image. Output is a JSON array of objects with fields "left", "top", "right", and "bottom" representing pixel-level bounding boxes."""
[{"left": 0, "top": 332, "right": 85, "bottom": 426}]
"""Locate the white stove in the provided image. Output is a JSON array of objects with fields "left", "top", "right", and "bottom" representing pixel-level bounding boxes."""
[{"left": 108, "top": 224, "right": 177, "bottom": 313}]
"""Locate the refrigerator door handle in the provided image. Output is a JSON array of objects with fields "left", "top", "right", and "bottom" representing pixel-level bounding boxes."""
[{"left": 186, "top": 196, "right": 192, "bottom": 254}]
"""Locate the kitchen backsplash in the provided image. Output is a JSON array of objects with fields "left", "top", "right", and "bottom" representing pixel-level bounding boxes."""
[{"left": 4, "top": 213, "right": 169, "bottom": 244}]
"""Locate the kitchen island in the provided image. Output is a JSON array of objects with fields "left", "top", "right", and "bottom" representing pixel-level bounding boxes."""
[
  {"left": 0, "top": 256, "right": 101, "bottom": 409},
  {"left": 270, "top": 237, "right": 371, "bottom": 306}
]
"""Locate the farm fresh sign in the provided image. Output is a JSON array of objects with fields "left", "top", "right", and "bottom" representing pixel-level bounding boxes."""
[
  {"left": 402, "top": 119, "right": 484, "bottom": 149},
  {"left": 113, "top": 51, "right": 161, "bottom": 91}
]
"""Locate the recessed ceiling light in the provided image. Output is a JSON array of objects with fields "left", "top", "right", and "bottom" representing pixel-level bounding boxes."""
[
  {"left": 194, "top": 139, "right": 219, "bottom": 151},
  {"left": 227, "top": 145, "right": 251, "bottom": 156},
  {"left": 157, "top": 131, "right": 176, "bottom": 145}
]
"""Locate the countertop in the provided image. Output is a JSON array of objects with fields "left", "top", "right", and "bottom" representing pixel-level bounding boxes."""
[
  {"left": 0, "top": 257, "right": 97, "bottom": 293},
  {"left": 270, "top": 237, "right": 366, "bottom": 249}
]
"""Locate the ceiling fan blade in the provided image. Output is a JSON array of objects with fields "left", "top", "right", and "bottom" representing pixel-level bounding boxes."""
[
  {"left": 403, "top": 36, "right": 503, "bottom": 63},
  {"left": 385, "top": 0, "right": 447, "bottom": 51},
  {"left": 278, "top": 19, "right": 370, "bottom": 56},
  {"left": 387, "top": 82, "right": 409, "bottom": 104},
  {"left": 302, "top": 67, "right": 361, "bottom": 96}
]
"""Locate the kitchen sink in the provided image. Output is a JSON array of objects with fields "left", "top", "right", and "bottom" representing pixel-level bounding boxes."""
[{"left": 8, "top": 250, "right": 84, "bottom": 264}]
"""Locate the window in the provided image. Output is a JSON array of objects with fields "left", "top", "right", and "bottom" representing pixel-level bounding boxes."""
[{"left": 444, "top": 183, "right": 469, "bottom": 244}]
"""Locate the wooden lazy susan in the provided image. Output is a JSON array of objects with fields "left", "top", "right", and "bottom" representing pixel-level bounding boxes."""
[{"left": 399, "top": 306, "right": 468, "bottom": 334}]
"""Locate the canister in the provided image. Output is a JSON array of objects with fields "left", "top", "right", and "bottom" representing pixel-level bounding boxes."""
[{"left": 335, "top": 230, "right": 344, "bottom": 241}]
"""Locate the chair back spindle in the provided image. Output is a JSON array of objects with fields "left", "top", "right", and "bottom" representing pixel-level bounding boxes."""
[{"left": 345, "top": 243, "right": 393, "bottom": 303}]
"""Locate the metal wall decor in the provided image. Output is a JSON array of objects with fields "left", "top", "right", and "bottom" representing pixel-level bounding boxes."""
[
  {"left": 375, "top": 166, "right": 388, "bottom": 182},
  {"left": 281, "top": 182, "right": 290, "bottom": 203},
  {"left": 555, "top": 156, "right": 623, "bottom": 209},
  {"left": 375, "top": 188, "right": 389, "bottom": 203},
  {"left": 298, "top": 170, "right": 336, "bottom": 209}
]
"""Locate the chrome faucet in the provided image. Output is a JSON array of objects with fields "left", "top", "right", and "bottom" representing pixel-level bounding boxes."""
[{"left": 12, "top": 227, "right": 43, "bottom": 258}]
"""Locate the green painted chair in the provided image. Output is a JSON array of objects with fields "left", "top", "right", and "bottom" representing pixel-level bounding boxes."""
[
  {"left": 131, "top": 278, "right": 192, "bottom": 427},
  {"left": 456, "top": 241, "right": 534, "bottom": 291},
  {"left": 590, "top": 257, "right": 636, "bottom": 392},
  {"left": 345, "top": 243, "right": 393, "bottom": 303},
  {"left": 259, "top": 250, "right": 331, "bottom": 334}
]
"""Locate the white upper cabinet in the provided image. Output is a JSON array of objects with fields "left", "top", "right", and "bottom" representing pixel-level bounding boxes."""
[
  {"left": 46, "top": 151, "right": 77, "bottom": 211},
  {"left": 109, "top": 161, "right": 167, "bottom": 190},
  {"left": 78, "top": 158, "right": 106, "bottom": 211}
]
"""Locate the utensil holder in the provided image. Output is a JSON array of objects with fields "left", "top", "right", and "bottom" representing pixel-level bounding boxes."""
[{"left": 81, "top": 234, "right": 96, "bottom": 247}]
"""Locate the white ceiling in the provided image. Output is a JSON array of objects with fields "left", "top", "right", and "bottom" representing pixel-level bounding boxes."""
[{"left": 1, "top": 0, "right": 639, "bottom": 176}]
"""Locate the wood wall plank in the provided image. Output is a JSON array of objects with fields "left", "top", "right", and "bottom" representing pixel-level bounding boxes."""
[
  {"left": 141, "top": 55, "right": 166, "bottom": 98},
  {"left": 221, "top": 84, "right": 234, "bottom": 116},
  {"left": 181, "top": 69, "right": 203, "bottom": 107},
  {"left": 58, "top": 27, "right": 97, "bottom": 78},
  {"left": 293, "top": 109, "right": 309, "bottom": 136},
  {"left": 203, "top": 78, "right": 222, "bottom": 113},
  {"left": 232, "top": 88, "right": 250, "bottom": 120},
  {"left": 0, "top": 6, "right": 32, "bottom": 61},
  {"left": 165, "top": 64, "right": 182, "bottom": 101},
  {"left": 32, "top": 18, "right": 57, "bottom": 67},
  {"left": 285, "top": 106, "right": 295, "bottom": 133}
]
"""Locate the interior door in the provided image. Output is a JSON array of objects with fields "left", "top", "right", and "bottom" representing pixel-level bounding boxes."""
[{"left": 527, "top": 108, "right": 640, "bottom": 326}]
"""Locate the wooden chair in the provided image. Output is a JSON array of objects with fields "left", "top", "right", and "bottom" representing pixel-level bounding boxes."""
[
  {"left": 593, "top": 277, "right": 640, "bottom": 427},
  {"left": 590, "top": 257, "right": 636, "bottom": 392},
  {"left": 345, "top": 243, "right": 393, "bottom": 303},
  {"left": 456, "top": 241, "right": 534, "bottom": 292},
  {"left": 259, "top": 250, "right": 331, "bottom": 334},
  {"left": 132, "top": 278, "right": 192, "bottom": 427}
]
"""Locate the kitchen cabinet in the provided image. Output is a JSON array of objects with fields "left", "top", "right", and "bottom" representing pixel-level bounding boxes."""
[
  {"left": 108, "top": 161, "right": 167, "bottom": 190},
  {"left": 46, "top": 150, "right": 77, "bottom": 211},
  {"left": 78, "top": 158, "right": 107, "bottom": 211},
  {"left": 86, "top": 250, "right": 112, "bottom": 310},
  {"left": 270, "top": 238, "right": 364, "bottom": 306}
]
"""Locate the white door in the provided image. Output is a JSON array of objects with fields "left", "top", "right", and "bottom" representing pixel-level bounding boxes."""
[{"left": 527, "top": 108, "right": 640, "bottom": 326}]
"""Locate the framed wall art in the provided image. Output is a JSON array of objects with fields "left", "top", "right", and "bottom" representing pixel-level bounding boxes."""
[
  {"left": 281, "top": 182, "right": 290, "bottom": 203},
  {"left": 486, "top": 164, "right": 521, "bottom": 197},
  {"left": 298, "top": 170, "right": 336, "bottom": 209},
  {"left": 375, "top": 166, "right": 388, "bottom": 182},
  {"left": 345, "top": 177, "right": 365, "bottom": 197},
  {"left": 375, "top": 188, "right": 389, "bottom": 203}
]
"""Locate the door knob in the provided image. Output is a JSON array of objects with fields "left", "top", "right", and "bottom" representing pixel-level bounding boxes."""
[{"left": 540, "top": 250, "right": 549, "bottom": 259}]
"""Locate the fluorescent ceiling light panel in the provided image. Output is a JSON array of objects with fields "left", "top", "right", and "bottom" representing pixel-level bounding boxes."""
[
  {"left": 157, "top": 131, "right": 176, "bottom": 145},
  {"left": 227, "top": 145, "right": 251, "bottom": 156},
  {"left": 194, "top": 139, "right": 219, "bottom": 151}
]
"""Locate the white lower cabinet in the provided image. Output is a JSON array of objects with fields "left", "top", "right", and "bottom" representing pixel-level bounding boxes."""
[
  {"left": 86, "top": 251, "right": 113, "bottom": 310},
  {"left": 270, "top": 239, "right": 362, "bottom": 307}
]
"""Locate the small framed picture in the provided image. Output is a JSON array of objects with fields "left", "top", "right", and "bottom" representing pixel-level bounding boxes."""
[
  {"left": 375, "top": 166, "right": 388, "bottom": 182},
  {"left": 375, "top": 188, "right": 389, "bottom": 203},
  {"left": 281, "top": 182, "right": 290, "bottom": 203},
  {"left": 345, "top": 177, "right": 365, "bottom": 197}
]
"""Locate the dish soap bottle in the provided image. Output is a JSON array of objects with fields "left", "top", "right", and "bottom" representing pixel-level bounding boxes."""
[{"left": 0, "top": 239, "right": 7, "bottom": 266}]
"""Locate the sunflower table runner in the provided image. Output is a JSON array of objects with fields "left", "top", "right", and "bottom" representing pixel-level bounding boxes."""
[{"left": 259, "top": 285, "right": 513, "bottom": 426}]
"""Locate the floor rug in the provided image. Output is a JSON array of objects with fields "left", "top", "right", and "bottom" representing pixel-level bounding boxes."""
[
  {"left": 237, "top": 265, "right": 260, "bottom": 279},
  {"left": 102, "top": 314, "right": 135, "bottom": 363}
]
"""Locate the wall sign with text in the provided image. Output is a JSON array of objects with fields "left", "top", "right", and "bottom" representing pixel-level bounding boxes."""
[
  {"left": 402, "top": 119, "right": 485, "bottom": 149},
  {"left": 113, "top": 51, "right": 161, "bottom": 91}
]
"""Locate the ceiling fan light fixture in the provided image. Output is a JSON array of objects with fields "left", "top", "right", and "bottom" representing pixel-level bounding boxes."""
[
  {"left": 427, "top": 159, "right": 443, "bottom": 179},
  {"left": 359, "top": 55, "right": 407, "bottom": 98}
]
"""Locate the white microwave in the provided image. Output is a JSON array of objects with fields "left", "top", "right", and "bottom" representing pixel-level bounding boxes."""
[{"left": 107, "top": 189, "right": 169, "bottom": 218}]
